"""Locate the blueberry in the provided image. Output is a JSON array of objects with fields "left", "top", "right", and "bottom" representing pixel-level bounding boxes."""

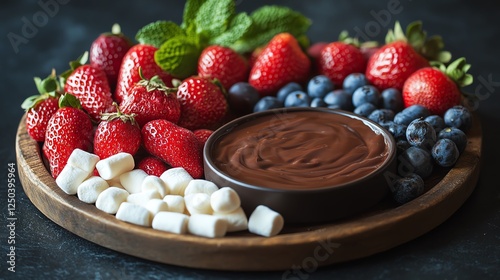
[
  {"left": 368, "top": 109, "right": 395, "bottom": 124},
  {"left": 352, "top": 85, "right": 380, "bottom": 107},
  {"left": 227, "top": 82, "right": 261, "bottom": 116},
  {"left": 307, "top": 75, "right": 334, "bottom": 98},
  {"left": 392, "top": 174, "right": 425, "bottom": 204},
  {"left": 381, "top": 88, "right": 403, "bottom": 112},
  {"left": 342, "top": 73, "right": 368, "bottom": 94},
  {"left": 284, "top": 91, "right": 310, "bottom": 107},
  {"left": 398, "top": 146, "right": 433, "bottom": 179},
  {"left": 394, "top": 105, "right": 431, "bottom": 125},
  {"left": 253, "top": 96, "right": 283, "bottom": 112},
  {"left": 406, "top": 119, "right": 437, "bottom": 150},
  {"left": 354, "top": 103, "right": 377, "bottom": 117},
  {"left": 432, "top": 138, "right": 460, "bottom": 167},
  {"left": 323, "top": 89, "right": 353, "bottom": 110},
  {"left": 310, "top": 97, "right": 327, "bottom": 107},
  {"left": 424, "top": 115, "right": 446, "bottom": 134},
  {"left": 381, "top": 121, "right": 407, "bottom": 140},
  {"left": 444, "top": 105, "right": 472, "bottom": 132},
  {"left": 438, "top": 127, "right": 467, "bottom": 154},
  {"left": 277, "top": 82, "right": 302, "bottom": 102},
  {"left": 396, "top": 139, "right": 411, "bottom": 154}
]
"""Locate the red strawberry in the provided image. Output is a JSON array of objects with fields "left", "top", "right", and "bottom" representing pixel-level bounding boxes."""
[
  {"left": 198, "top": 45, "right": 249, "bottom": 90},
  {"left": 403, "top": 58, "right": 473, "bottom": 115},
  {"left": 137, "top": 156, "right": 170, "bottom": 177},
  {"left": 115, "top": 44, "right": 174, "bottom": 104},
  {"left": 248, "top": 33, "right": 311, "bottom": 96},
  {"left": 90, "top": 24, "right": 133, "bottom": 89},
  {"left": 318, "top": 42, "right": 365, "bottom": 86},
  {"left": 43, "top": 94, "right": 94, "bottom": 178},
  {"left": 176, "top": 76, "right": 228, "bottom": 130},
  {"left": 193, "top": 129, "right": 213, "bottom": 146},
  {"left": 93, "top": 104, "right": 142, "bottom": 159},
  {"left": 142, "top": 119, "right": 203, "bottom": 178},
  {"left": 119, "top": 73, "right": 181, "bottom": 127}
]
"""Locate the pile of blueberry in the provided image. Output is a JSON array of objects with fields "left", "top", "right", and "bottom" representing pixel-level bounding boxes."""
[{"left": 227, "top": 74, "right": 472, "bottom": 205}]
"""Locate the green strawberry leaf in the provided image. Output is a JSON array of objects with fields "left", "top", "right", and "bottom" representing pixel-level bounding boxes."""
[
  {"left": 209, "top": 12, "right": 252, "bottom": 46},
  {"left": 444, "top": 57, "right": 473, "bottom": 87},
  {"left": 195, "top": 0, "right": 235, "bottom": 39},
  {"left": 59, "top": 93, "right": 82, "bottom": 109},
  {"left": 135, "top": 21, "right": 184, "bottom": 48},
  {"left": 181, "top": 0, "right": 205, "bottom": 30},
  {"left": 21, "top": 95, "right": 41, "bottom": 110},
  {"left": 155, "top": 36, "right": 201, "bottom": 79}
]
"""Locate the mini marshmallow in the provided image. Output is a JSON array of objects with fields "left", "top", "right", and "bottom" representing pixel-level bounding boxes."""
[
  {"left": 184, "top": 179, "right": 219, "bottom": 196},
  {"left": 152, "top": 212, "right": 189, "bottom": 234},
  {"left": 127, "top": 189, "right": 161, "bottom": 206},
  {"left": 210, "top": 187, "right": 241, "bottom": 213},
  {"left": 185, "top": 193, "right": 213, "bottom": 215},
  {"left": 116, "top": 202, "right": 152, "bottom": 227},
  {"left": 141, "top": 175, "right": 168, "bottom": 198},
  {"left": 120, "top": 169, "right": 148, "bottom": 194},
  {"left": 160, "top": 167, "right": 193, "bottom": 195},
  {"left": 144, "top": 198, "right": 169, "bottom": 215},
  {"left": 66, "top": 148, "right": 100, "bottom": 173},
  {"left": 56, "top": 164, "right": 91, "bottom": 195},
  {"left": 213, "top": 207, "right": 248, "bottom": 232},
  {"left": 95, "top": 152, "right": 135, "bottom": 180},
  {"left": 248, "top": 205, "right": 284, "bottom": 237},
  {"left": 163, "top": 195, "right": 185, "bottom": 213},
  {"left": 106, "top": 177, "right": 124, "bottom": 190},
  {"left": 77, "top": 176, "right": 109, "bottom": 204},
  {"left": 188, "top": 214, "right": 227, "bottom": 238},
  {"left": 95, "top": 187, "right": 129, "bottom": 214}
]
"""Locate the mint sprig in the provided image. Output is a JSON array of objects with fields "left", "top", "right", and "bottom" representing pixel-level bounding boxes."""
[{"left": 136, "top": 21, "right": 185, "bottom": 48}]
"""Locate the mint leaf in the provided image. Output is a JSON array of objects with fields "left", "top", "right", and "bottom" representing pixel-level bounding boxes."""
[
  {"left": 155, "top": 36, "right": 201, "bottom": 79},
  {"left": 182, "top": 0, "right": 205, "bottom": 29},
  {"left": 195, "top": 0, "right": 235, "bottom": 39},
  {"left": 136, "top": 21, "right": 184, "bottom": 48},
  {"left": 209, "top": 12, "right": 252, "bottom": 46}
]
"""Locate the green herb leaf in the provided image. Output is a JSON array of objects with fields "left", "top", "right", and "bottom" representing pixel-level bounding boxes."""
[
  {"left": 136, "top": 21, "right": 184, "bottom": 48},
  {"left": 182, "top": 0, "right": 205, "bottom": 30},
  {"left": 209, "top": 12, "right": 252, "bottom": 46},
  {"left": 155, "top": 36, "right": 201, "bottom": 78},
  {"left": 195, "top": 0, "right": 235, "bottom": 39}
]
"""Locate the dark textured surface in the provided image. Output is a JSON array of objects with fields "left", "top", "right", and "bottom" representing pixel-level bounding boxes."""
[{"left": 1, "top": 0, "right": 499, "bottom": 279}]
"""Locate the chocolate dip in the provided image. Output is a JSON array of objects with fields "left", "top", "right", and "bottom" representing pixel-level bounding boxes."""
[{"left": 211, "top": 110, "right": 390, "bottom": 190}]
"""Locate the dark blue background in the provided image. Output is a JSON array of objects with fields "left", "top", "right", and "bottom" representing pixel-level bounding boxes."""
[{"left": 1, "top": 0, "right": 499, "bottom": 278}]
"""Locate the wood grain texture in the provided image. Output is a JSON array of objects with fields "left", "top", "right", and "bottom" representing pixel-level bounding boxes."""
[{"left": 16, "top": 113, "right": 482, "bottom": 271}]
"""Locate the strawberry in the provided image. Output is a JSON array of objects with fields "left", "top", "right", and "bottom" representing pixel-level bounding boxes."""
[
  {"left": 119, "top": 72, "right": 181, "bottom": 127},
  {"left": 176, "top": 76, "right": 228, "bottom": 130},
  {"left": 193, "top": 129, "right": 213, "bottom": 146},
  {"left": 114, "top": 44, "right": 174, "bottom": 104},
  {"left": 63, "top": 52, "right": 115, "bottom": 121},
  {"left": 248, "top": 33, "right": 311, "bottom": 96},
  {"left": 318, "top": 42, "right": 365, "bottom": 86},
  {"left": 142, "top": 119, "right": 203, "bottom": 178},
  {"left": 42, "top": 94, "right": 94, "bottom": 178},
  {"left": 94, "top": 103, "right": 142, "bottom": 159},
  {"left": 90, "top": 24, "right": 133, "bottom": 89},
  {"left": 198, "top": 45, "right": 249, "bottom": 90},
  {"left": 137, "top": 156, "right": 170, "bottom": 177},
  {"left": 365, "top": 21, "right": 451, "bottom": 91},
  {"left": 403, "top": 58, "right": 473, "bottom": 115}
]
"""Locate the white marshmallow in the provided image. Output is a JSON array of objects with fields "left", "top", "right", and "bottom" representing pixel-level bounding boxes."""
[
  {"left": 213, "top": 207, "right": 248, "bottom": 232},
  {"left": 116, "top": 202, "right": 152, "bottom": 227},
  {"left": 210, "top": 187, "right": 241, "bottom": 213},
  {"left": 95, "top": 152, "right": 135, "bottom": 180},
  {"left": 106, "top": 177, "right": 124, "bottom": 189},
  {"left": 67, "top": 148, "right": 100, "bottom": 173},
  {"left": 127, "top": 189, "right": 161, "bottom": 206},
  {"left": 141, "top": 175, "right": 169, "bottom": 198},
  {"left": 77, "top": 176, "right": 109, "bottom": 204},
  {"left": 152, "top": 212, "right": 189, "bottom": 234},
  {"left": 184, "top": 179, "right": 219, "bottom": 196},
  {"left": 56, "top": 164, "right": 91, "bottom": 195},
  {"left": 120, "top": 169, "right": 148, "bottom": 194},
  {"left": 160, "top": 167, "right": 193, "bottom": 195},
  {"left": 163, "top": 195, "right": 185, "bottom": 213},
  {"left": 144, "top": 198, "right": 169, "bottom": 215},
  {"left": 185, "top": 193, "right": 213, "bottom": 215},
  {"left": 248, "top": 205, "right": 284, "bottom": 237},
  {"left": 188, "top": 214, "right": 227, "bottom": 238},
  {"left": 95, "top": 187, "right": 129, "bottom": 214}
]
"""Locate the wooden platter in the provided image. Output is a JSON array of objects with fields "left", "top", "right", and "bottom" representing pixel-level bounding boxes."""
[{"left": 16, "top": 113, "right": 482, "bottom": 271}]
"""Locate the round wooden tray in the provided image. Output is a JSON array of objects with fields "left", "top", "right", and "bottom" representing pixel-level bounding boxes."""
[{"left": 16, "top": 113, "right": 482, "bottom": 271}]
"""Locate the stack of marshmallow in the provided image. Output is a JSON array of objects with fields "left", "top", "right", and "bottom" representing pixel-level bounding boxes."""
[{"left": 55, "top": 149, "right": 284, "bottom": 238}]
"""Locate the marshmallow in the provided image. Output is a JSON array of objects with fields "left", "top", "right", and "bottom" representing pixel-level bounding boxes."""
[
  {"left": 188, "top": 214, "right": 227, "bottom": 238},
  {"left": 185, "top": 193, "right": 213, "bottom": 215},
  {"left": 127, "top": 189, "right": 161, "bottom": 206},
  {"left": 163, "top": 195, "right": 185, "bottom": 213},
  {"left": 116, "top": 202, "right": 152, "bottom": 227},
  {"left": 152, "top": 212, "right": 189, "bottom": 234},
  {"left": 213, "top": 207, "right": 248, "bottom": 232},
  {"left": 248, "top": 205, "right": 284, "bottom": 237},
  {"left": 77, "top": 176, "right": 109, "bottom": 204},
  {"left": 210, "top": 187, "right": 241, "bottom": 213},
  {"left": 67, "top": 148, "right": 100, "bottom": 173},
  {"left": 160, "top": 167, "right": 193, "bottom": 195},
  {"left": 95, "top": 152, "right": 135, "bottom": 180},
  {"left": 184, "top": 179, "right": 219, "bottom": 196},
  {"left": 56, "top": 164, "right": 91, "bottom": 195},
  {"left": 95, "top": 187, "right": 129, "bottom": 214},
  {"left": 106, "top": 177, "right": 124, "bottom": 189},
  {"left": 120, "top": 169, "right": 148, "bottom": 194},
  {"left": 144, "top": 198, "right": 169, "bottom": 215},
  {"left": 141, "top": 175, "right": 168, "bottom": 198}
]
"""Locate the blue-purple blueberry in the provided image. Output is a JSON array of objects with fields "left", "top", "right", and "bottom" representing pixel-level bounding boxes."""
[
  {"left": 432, "top": 138, "right": 460, "bottom": 167},
  {"left": 438, "top": 127, "right": 467, "bottom": 154},
  {"left": 424, "top": 115, "right": 446, "bottom": 134},
  {"left": 310, "top": 97, "right": 327, "bottom": 107},
  {"left": 323, "top": 89, "right": 353, "bottom": 110},
  {"left": 394, "top": 105, "right": 431, "bottom": 126},
  {"left": 276, "top": 82, "right": 302, "bottom": 102},
  {"left": 342, "top": 73, "right": 369, "bottom": 94},
  {"left": 381, "top": 88, "right": 404, "bottom": 113},
  {"left": 253, "top": 96, "right": 283, "bottom": 112},
  {"left": 354, "top": 103, "right": 377, "bottom": 117},
  {"left": 406, "top": 119, "right": 437, "bottom": 150},
  {"left": 392, "top": 174, "right": 425, "bottom": 204},
  {"left": 284, "top": 91, "right": 310, "bottom": 107},
  {"left": 368, "top": 109, "right": 395, "bottom": 124},
  {"left": 307, "top": 75, "right": 334, "bottom": 98},
  {"left": 352, "top": 85, "right": 380, "bottom": 107},
  {"left": 444, "top": 105, "right": 472, "bottom": 132},
  {"left": 398, "top": 146, "right": 433, "bottom": 179}
]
